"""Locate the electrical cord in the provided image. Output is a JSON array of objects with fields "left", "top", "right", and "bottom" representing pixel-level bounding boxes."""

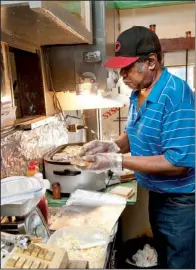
[
  {"left": 44, "top": 49, "right": 66, "bottom": 123},
  {"left": 106, "top": 170, "right": 114, "bottom": 187}
]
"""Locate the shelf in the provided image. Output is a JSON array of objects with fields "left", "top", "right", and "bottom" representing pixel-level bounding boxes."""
[{"left": 160, "top": 37, "right": 195, "bottom": 52}]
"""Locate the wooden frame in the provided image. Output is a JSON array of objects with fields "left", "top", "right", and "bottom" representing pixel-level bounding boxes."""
[
  {"left": 1, "top": 42, "right": 14, "bottom": 106},
  {"left": 160, "top": 37, "right": 195, "bottom": 52}
]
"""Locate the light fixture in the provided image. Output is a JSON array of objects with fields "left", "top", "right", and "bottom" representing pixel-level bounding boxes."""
[{"left": 56, "top": 91, "right": 123, "bottom": 111}]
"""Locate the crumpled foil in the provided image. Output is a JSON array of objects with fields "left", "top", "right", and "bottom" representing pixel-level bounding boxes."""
[{"left": 1, "top": 117, "right": 68, "bottom": 178}]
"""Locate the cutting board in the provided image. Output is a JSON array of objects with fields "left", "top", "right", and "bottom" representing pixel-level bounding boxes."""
[
  {"left": 3, "top": 243, "right": 69, "bottom": 269},
  {"left": 68, "top": 260, "right": 89, "bottom": 269}
]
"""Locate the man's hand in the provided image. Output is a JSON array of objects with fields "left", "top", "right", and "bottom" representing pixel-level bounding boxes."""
[
  {"left": 115, "top": 133, "right": 130, "bottom": 154},
  {"left": 77, "top": 153, "right": 123, "bottom": 174},
  {"left": 79, "top": 140, "right": 120, "bottom": 157}
]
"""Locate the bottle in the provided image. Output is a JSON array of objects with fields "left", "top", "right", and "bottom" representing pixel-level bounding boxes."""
[
  {"left": 52, "top": 182, "right": 61, "bottom": 200},
  {"left": 37, "top": 196, "right": 49, "bottom": 224},
  {"left": 26, "top": 160, "right": 39, "bottom": 176},
  {"left": 29, "top": 160, "right": 39, "bottom": 173},
  {"left": 26, "top": 164, "right": 37, "bottom": 176},
  {"left": 27, "top": 160, "right": 49, "bottom": 224}
]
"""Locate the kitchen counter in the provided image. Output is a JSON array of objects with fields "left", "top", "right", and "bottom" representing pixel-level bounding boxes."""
[
  {"left": 46, "top": 181, "right": 137, "bottom": 269},
  {"left": 46, "top": 180, "right": 137, "bottom": 207}
]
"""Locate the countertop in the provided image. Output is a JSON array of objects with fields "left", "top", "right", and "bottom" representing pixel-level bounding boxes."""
[{"left": 46, "top": 180, "right": 137, "bottom": 208}]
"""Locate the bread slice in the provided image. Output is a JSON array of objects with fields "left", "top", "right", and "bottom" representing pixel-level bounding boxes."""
[
  {"left": 71, "top": 158, "right": 92, "bottom": 167},
  {"left": 110, "top": 186, "right": 134, "bottom": 199}
]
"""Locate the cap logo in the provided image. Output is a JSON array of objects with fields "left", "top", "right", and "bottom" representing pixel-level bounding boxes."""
[{"left": 115, "top": 41, "right": 121, "bottom": 52}]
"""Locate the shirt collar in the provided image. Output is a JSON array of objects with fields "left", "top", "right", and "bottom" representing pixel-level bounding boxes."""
[
  {"left": 129, "top": 67, "right": 171, "bottom": 105},
  {"left": 146, "top": 67, "right": 171, "bottom": 104},
  {"left": 129, "top": 90, "right": 138, "bottom": 107}
]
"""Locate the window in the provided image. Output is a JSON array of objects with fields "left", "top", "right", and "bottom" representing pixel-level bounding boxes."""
[
  {"left": 9, "top": 47, "right": 46, "bottom": 119},
  {"left": 167, "top": 65, "right": 195, "bottom": 92}
]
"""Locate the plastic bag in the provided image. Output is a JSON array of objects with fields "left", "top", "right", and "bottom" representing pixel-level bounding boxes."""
[
  {"left": 67, "top": 189, "right": 126, "bottom": 206},
  {"left": 1, "top": 175, "right": 48, "bottom": 205},
  {"left": 49, "top": 189, "right": 126, "bottom": 234},
  {"left": 48, "top": 226, "right": 109, "bottom": 268},
  {"left": 131, "top": 244, "right": 158, "bottom": 267}
]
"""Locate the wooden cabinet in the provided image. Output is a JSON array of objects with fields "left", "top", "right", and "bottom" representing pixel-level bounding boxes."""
[{"left": 1, "top": 1, "right": 93, "bottom": 51}]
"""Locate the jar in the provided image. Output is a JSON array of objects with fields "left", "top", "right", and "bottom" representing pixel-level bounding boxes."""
[
  {"left": 52, "top": 182, "right": 61, "bottom": 200},
  {"left": 186, "top": 31, "right": 191, "bottom": 38},
  {"left": 149, "top": 24, "right": 156, "bottom": 32}
]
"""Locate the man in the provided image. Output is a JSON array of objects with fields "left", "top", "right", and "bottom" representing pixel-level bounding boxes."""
[{"left": 79, "top": 26, "right": 195, "bottom": 269}]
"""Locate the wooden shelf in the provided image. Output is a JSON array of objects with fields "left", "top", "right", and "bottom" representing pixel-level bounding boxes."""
[{"left": 160, "top": 37, "right": 195, "bottom": 52}]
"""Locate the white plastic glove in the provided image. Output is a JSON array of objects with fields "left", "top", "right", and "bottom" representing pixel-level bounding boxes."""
[
  {"left": 77, "top": 153, "right": 123, "bottom": 174},
  {"left": 79, "top": 140, "right": 120, "bottom": 157}
]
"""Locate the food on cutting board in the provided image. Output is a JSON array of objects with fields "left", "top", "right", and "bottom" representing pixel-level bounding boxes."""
[
  {"left": 15, "top": 257, "right": 26, "bottom": 268},
  {"left": 54, "top": 234, "right": 106, "bottom": 268},
  {"left": 3, "top": 243, "right": 68, "bottom": 269},
  {"left": 110, "top": 186, "right": 135, "bottom": 199},
  {"left": 53, "top": 145, "right": 83, "bottom": 161},
  {"left": 23, "top": 259, "right": 33, "bottom": 269},
  {"left": 6, "top": 256, "right": 19, "bottom": 267}
]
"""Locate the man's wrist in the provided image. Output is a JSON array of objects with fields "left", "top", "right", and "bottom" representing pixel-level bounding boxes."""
[{"left": 110, "top": 153, "right": 123, "bottom": 171}]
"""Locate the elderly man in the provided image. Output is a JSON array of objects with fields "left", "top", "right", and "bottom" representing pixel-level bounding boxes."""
[{"left": 79, "top": 26, "right": 195, "bottom": 269}]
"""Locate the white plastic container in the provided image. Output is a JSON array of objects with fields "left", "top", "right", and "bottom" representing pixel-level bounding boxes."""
[
  {"left": 1, "top": 176, "right": 46, "bottom": 207},
  {"left": 1, "top": 106, "right": 16, "bottom": 128},
  {"left": 1, "top": 188, "right": 45, "bottom": 216}
]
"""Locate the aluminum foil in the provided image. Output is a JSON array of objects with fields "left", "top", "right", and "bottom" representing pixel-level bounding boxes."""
[{"left": 1, "top": 117, "right": 68, "bottom": 178}]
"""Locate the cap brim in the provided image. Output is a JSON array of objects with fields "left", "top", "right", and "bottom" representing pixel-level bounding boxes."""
[{"left": 104, "top": 56, "right": 139, "bottom": 69}]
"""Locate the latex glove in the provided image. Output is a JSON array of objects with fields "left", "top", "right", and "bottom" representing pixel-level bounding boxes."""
[
  {"left": 79, "top": 140, "right": 120, "bottom": 157},
  {"left": 77, "top": 153, "right": 123, "bottom": 174}
]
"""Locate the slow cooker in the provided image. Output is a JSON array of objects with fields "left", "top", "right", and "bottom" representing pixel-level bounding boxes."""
[{"left": 44, "top": 143, "right": 106, "bottom": 193}]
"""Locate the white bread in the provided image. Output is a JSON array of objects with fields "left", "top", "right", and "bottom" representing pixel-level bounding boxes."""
[{"left": 110, "top": 186, "right": 134, "bottom": 199}]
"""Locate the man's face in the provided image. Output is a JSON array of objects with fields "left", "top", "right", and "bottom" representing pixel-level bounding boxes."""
[{"left": 120, "top": 57, "right": 157, "bottom": 91}]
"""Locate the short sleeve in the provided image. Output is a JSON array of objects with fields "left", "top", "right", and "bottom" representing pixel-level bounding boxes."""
[{"left": 161, "top": 103, "right": 195, "bottom": 167}]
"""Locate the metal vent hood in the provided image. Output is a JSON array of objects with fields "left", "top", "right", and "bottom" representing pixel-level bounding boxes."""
[
  {"left": 1, "top": 1, "right": 92, "bottom": 52},
  {"left": 45, "top": 1, "right": 119, "bottom": 93}
]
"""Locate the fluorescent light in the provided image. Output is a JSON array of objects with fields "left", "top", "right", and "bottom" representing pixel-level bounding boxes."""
[{"left": 56, "top": 92, "right": 123, "bottom": 111}]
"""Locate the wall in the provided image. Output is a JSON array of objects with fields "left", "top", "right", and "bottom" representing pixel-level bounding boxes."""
[
  {"left": 119, "top": 3, "right": 195, "bottom": 38},
  {"left": 117, "top": 3, "right": 195, "bottom": 242}
]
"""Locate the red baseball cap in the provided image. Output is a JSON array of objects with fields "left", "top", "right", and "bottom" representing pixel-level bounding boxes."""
[{"left": 104, "top": 26, "right": 161, "bottom": 69}]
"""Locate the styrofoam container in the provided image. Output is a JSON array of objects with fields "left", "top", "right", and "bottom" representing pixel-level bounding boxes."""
[
  {"left": 1, "top": 188, "right": 45, "bottom": 216},
  {"left": 1, "top": 176, "right": 44, "bottom": 201},
  {"left": 1, "top": 106, "right": 16, "bottom": 128}
]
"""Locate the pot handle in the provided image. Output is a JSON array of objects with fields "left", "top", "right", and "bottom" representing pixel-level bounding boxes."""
[{"left": 53, "top": 169, "right": 81, "bottom": 176}]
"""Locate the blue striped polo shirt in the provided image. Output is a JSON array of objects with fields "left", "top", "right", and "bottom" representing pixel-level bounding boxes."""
[{"left": 125, "top": 67, "right": 195, "bottom": 193}]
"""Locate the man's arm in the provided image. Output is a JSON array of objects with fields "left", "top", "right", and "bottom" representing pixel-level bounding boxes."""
[
  {"left": 115, "top": 133, "right": 130, "bottom": 154},
  {"left": 123, "top": 154, "right": 189, "bottom": 176}
]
